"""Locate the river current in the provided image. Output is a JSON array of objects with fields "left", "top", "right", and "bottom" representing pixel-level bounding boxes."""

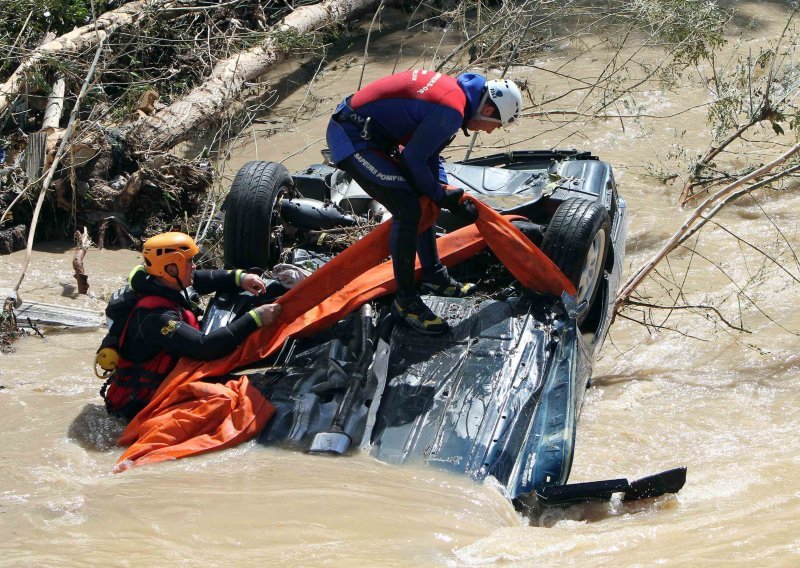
[{"left": 1, "top": 2, "right": 799, "bottom": 566}]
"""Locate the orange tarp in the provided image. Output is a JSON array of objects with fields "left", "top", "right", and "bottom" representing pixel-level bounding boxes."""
[{"left": 115, "top": 197, "right": 575, "bottom": 471}]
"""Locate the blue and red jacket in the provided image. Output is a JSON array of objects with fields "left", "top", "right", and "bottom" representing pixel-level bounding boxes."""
[{"left": 327, "top": 71, "right": 487, "bottom": 202}]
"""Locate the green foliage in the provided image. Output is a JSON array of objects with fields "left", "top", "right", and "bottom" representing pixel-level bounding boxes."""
[
  {"left": 0, "top": 0, "right": 104, "bottom": 40},
  {"left": 633, "top": 0, "right": 728, "bottom": 66},
  {"left": 0, "top": 0, "right": 106, "bottom": 79},
  {"left": 108, "top": 82, "right": 148, "bottom": 120},
  {"left": 706, "top": 35, "right": 800, "bottom": 144},
  {"left": 270, "top": 28, "right": 316, "bottom": 53}
]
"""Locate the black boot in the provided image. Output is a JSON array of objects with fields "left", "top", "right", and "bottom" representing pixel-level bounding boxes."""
[
  {"left": 392, "top": 295, "right": 450, "bottom": 335},
  {"left": 421, "top": 265, "right": 477, "bottom": 298}
]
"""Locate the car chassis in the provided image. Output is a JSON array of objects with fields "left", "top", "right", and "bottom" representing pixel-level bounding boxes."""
[{"left": 203, "top": 149, "right": 686, "bottom": 513}]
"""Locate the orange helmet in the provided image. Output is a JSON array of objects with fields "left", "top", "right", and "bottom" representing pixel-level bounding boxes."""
[{"left": 142, "top": 232, "right": 199, "bottom": 286}]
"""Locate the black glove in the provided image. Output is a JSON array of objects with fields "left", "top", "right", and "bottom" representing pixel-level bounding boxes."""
[
  {"left": 457, "top": 199, "right": 478, "bottom": 222},
  {"left": 439, "top": 187, "right": 478, "bottom": 222},
  {"left": 439, "top": 187, "right": 464, "bottom": 210}
]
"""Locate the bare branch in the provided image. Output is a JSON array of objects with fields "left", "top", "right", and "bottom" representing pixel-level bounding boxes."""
[
  {"left": 616, "top": 142, "right": 800, "bottom": 313},
  {"left": 624, "top": 299, "right": 749, "bottom": 333},
  {"left": 7, "top": 38, "right": 106, "bottom": 306}
]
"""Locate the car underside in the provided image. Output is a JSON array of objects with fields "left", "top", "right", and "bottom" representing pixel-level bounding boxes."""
[{"left": 202, "top": 149, "right": 686, "bottom": 513}]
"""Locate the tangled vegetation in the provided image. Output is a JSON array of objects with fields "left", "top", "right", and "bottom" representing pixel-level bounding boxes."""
[
  {"left": 1, "top": 0, "right": 732, "bottom": 138},
  {"left": 2, "top": 0, "right": 798, "bottom": 343}
]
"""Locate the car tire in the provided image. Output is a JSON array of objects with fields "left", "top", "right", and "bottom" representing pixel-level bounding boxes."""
[
  {"left": 223, "top": 160, "right": 294, "bottom": 269},
  {"left": 541, "top": 198, "right": 610, "bottom": 319}
]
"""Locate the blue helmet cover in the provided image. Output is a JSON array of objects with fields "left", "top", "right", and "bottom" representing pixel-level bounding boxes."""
[{"left": 456, "top": 73, "right": 487, "bottom": 122}]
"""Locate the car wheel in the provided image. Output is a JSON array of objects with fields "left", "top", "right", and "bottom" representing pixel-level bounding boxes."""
[
  {"left": 541, "top": 198, "right": 610, "bottom": 319},
  {"left": 223, "top": 161, "right": 294, "bottom": 269}
]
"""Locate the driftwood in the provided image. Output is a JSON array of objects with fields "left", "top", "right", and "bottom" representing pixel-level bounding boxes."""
[
  {"left": 73, "top": 227, "right": 92, "bottom": 295},
  {"left": 98, "top": 216, "right": 136, "bottom": 249},
  {"left": 136, "top": 89, "right": 161, "bottom": 118},
  {"left": 615, "top": 141, "right": 800, "bottom": 314},
  {"left": 24, "top": 132, "right": 47, "bottom": 186},
  {"left": 115, "top": 171, "right": 144, "bottom": 210},
  {"left": 1, "top": 297, "right": 20, "bottom": 352},
  {"left": 8, "top": 39, "right": 105, "bottom": 307},
  {"left": 41, "top": 75, "right": 66, "bottom": 130},
  {"left": 2, "top": 0, "right": 387, "bottom": 252},
  {"left": 0, "top": 0, "right": 177, "bottom": 117},
  {"left": 129, "top": 0, "right": 385, "bottom": 152},
  {"left": 13, "top": 301, "right": 102, "bottom": 328}
]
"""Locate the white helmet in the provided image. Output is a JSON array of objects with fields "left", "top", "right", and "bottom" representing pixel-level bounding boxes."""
[{"left": 483, "top": 79, "right": 522, "bottom": 126}]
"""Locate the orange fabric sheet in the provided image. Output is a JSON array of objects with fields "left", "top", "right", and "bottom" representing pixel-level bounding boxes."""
[{"left": 115, "top": 196, "right": 575, "bottom": 471}]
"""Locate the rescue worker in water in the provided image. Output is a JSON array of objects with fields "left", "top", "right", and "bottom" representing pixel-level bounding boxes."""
[
  {"left": 98, "top": 232, "right": 281, "bottom": 419},
  {"left": 326, "top": 70, "right": 522, "bottom": 334}
]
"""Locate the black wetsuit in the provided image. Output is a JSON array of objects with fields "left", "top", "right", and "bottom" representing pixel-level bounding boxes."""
[
  {"left": 101, "top": 266, "right": 265, "bottom": 419},
  {"left": 120, "top": 266, "right": 261, "bottom": 363}
]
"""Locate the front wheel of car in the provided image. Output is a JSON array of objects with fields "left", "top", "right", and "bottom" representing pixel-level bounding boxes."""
[
  {"left": 223, "top": 160, "right": 294, "bottom": 269},
  {"left": 541, "top": 198, "right": 610, "bottom": 322}
]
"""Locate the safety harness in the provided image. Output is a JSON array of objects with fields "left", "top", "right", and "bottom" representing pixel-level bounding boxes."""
[
  {"left": 333, "top": 96, "right": 402, "bottom": 159},
  {"left": 100, "top": 295, "right": 199, "bottom": 420},
  {"left": 333, "top": 96, "right": 457, "bottom": 200}
]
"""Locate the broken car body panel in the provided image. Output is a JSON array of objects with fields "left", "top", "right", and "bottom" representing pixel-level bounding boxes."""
[{"left": 206, "top": 150, "right": 684, "bottom": 508}]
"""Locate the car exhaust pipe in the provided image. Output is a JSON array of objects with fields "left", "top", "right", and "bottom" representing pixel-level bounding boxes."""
[
  {"left": 309, "top": 303, "right": 374, "bottom": 455},
  {"left": 280, "top": 198, "right": 356, "bottom": 230}
]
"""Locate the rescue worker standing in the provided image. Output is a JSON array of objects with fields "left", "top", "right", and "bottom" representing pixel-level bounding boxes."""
[
  {"left": 99, "top": 232, "right": 281, "bottom": 419},
  {"left": 326, "top": 70, "right": 522, "bottom": 334}
]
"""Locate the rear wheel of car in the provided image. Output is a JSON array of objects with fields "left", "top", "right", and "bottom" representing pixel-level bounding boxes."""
[
  {"left": 223, "top": 160, "right": 293, "bottom": 269},
  {"left": 541, "top": 198, "right": 610, "bottom": 320}
]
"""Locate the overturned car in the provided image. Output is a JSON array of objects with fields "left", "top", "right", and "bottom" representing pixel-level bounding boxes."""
[{"left": 204, "top": 149, "right": 685, "bottom": 512}]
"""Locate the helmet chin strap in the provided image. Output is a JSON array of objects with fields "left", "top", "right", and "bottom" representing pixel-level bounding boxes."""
[
  {"left": 166, "top": 266, "right": 189, "bottom": 298},
  {"left": 463, "top": 89, "right": 491, "bottom": 136},
  {"left": 473, "top": 88, "right": 491, "bottom": 121},
  {"left": 173, "top": 274, "right": 194, "bottom": 305},
  {"left": 465, "top": 88, "right": 503, "bottom": 131}
]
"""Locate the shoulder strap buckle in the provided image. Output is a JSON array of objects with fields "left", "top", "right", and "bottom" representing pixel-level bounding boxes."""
[{"left": 360, "top": 116, "right": 372, "bottom": 140}]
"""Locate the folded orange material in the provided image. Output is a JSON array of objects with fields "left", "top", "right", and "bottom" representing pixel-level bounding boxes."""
[{"left": 115, "top": 196, "right": 575, "bottom": 470}]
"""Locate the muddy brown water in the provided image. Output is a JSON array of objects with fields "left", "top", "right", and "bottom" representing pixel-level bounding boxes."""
[{"left": 2, "top": 3, "right": 799, "bottom": 565}]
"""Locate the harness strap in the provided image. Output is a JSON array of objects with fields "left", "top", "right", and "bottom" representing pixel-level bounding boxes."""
[
  {"left": 102, "top": 294, "right": 199, "bottom": 418},
  {"left": 333, "top": 97, "right": 401, "bottom": 159},
  {"left": 118, "top": 295, "right": 198, "bottom": 347}
]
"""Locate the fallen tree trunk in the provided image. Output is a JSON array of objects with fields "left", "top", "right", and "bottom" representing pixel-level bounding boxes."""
[
  {"left": 1, "top": 0, "right": 389, "bottom": 262},
  {"left": 13, "top": 301, "right": 103, "bottom": 328},
  {"left": 0, "top": 0, "right": 176, "bottom": 117},
  {"left": 129, "top": 0, "right": 386, "bottom": 152},
  {"left": 41, "top": 75, "right": 66, "bottom": 130}
]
